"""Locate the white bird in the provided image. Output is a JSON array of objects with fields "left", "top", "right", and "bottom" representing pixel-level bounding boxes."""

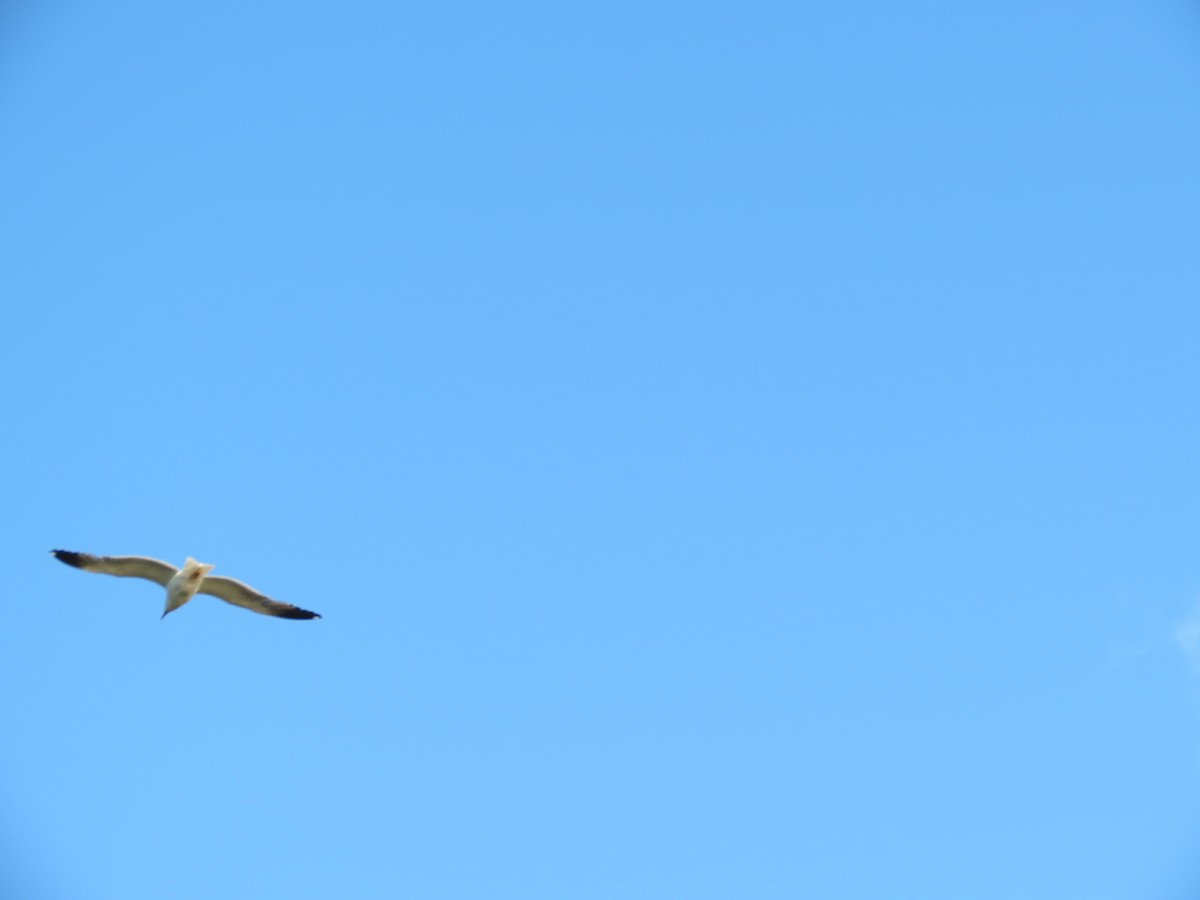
[{"left": 51, "top": 550, "right": 322, "bottom": 620}]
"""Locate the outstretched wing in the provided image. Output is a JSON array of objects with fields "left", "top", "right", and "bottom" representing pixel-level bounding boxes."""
[
  {"left": 198, "top": 575, "right": 321, "bottom": 620},
  {"left": 51, "top": 550, "right": 176, "bottom": 586}
]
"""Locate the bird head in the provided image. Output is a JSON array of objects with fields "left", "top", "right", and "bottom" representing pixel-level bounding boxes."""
[{"left": 182, "top": 557, "right": 216, "bottom": 582}]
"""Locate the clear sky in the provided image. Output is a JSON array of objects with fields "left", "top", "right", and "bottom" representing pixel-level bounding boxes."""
[{"left": 3, "top": 1, "right": 1200, "bottom": 897}]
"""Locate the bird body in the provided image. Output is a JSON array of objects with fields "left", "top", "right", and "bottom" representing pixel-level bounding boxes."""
[
  {"left": 51, "top": 550, "right": 322, "bottom": 620},
  {"left": 164, "top": 557, "right": 216, "bottom": 618}
]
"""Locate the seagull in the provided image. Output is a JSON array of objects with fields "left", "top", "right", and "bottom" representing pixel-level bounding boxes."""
[{"left": 50, "top": 550, "right": 322, "bottom": 620}]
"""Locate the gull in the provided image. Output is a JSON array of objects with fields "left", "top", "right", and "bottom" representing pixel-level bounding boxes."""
[{"left": 50, "top": 550, "right": 322, "bottom": 620}]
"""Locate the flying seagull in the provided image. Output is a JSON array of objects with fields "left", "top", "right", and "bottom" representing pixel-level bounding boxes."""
[{"left": 50, "top": 550, "right": 321, "bottom": 620}]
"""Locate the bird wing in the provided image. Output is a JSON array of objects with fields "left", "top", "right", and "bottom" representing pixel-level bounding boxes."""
[
  {"left": 51, "top": 550, "right": 177, "bottom": 586},
  {"left": 197, "top": 575, "right": 322, "bottom": 620}
]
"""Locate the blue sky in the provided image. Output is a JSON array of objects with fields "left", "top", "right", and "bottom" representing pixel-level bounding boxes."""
[{"left": 3, "top": 1, "right": 1200, "bottom": 897}]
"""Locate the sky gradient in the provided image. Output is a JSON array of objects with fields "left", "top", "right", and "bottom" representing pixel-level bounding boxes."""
[{"left": 4, "top": 1, "right": 1200, "bottom": 897}]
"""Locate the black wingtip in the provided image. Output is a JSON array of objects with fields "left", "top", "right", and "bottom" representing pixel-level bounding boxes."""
[
  {"left": 278, "top": 608, "right": 322, "bottom": 620},
  {"left": 51, "top": 549, "right": 89, "bottom": 569}
]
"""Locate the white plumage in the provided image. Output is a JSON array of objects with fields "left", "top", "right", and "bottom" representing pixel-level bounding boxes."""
[{"left": 51, "top": 550, "right": 322, "bottom": 620}]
